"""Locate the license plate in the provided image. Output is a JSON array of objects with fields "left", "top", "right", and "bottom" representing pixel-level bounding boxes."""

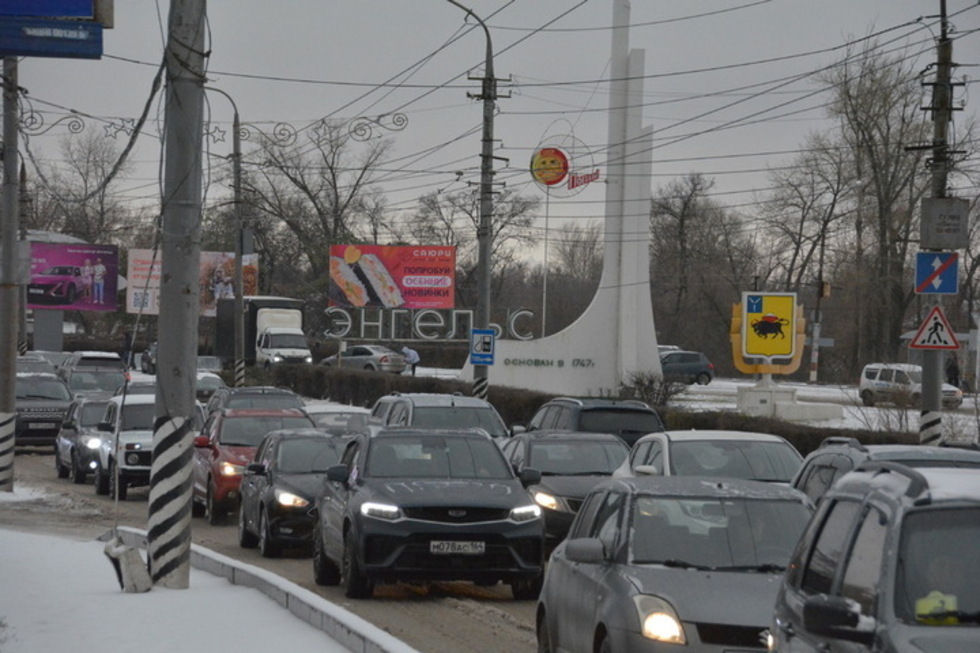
[
  {"left": 28, "top": 422, "right": 55, "bottom": 429},
  {"left": 430, "top": 540, "right": 485, "bottom": 555}
]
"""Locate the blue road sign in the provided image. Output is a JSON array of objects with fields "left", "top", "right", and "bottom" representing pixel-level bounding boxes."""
[
  {"left": 0, "top": 17, "right": 102, "bottom": 59},
  {"left": 470, "top": 328, "right": 495, "bottom": 366},
  {"left": 0, "top": 1, "right": 93, "bottom": 17},
  {"left": 915, "top": 251, "right": 958, "bottom": 295}
]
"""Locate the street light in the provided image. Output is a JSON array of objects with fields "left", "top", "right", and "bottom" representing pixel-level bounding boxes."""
[
  {"left": 205, "top": 87, "right": 245, "bottom": 387},
  {"left": 444, "top": 0, "right": 495, "bottom": 399}
]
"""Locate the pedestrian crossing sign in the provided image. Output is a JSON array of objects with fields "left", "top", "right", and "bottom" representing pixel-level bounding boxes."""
[{"left": 910, "top": 306, "right": 959, "bottom": 350}]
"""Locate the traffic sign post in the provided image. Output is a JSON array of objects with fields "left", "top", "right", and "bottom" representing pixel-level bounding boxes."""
[
  {"left": 741, "top": 292, "right": 798, "bottom": 361},
  {"left": 910, "top": 306, "right": 959, "bottom": 350}
]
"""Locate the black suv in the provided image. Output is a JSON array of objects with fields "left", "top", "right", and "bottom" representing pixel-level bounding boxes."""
[
  {"left": 771, "top": 463, "right": 980, "bottom": 651},
  {"left": 14, "top": 372, "right": 74, "bottom": 446},
  {"left": 518, "top": 397, "right": 665, "bottom": 447},
  {"left": 790, "top": 436, "right": 980, "bottom": 504},
  {"left": 204, "top": 385, "right": 305, "bottom": 415}
]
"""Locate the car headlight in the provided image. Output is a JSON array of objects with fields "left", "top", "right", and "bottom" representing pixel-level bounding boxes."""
[
  {"left": 533, "top": 491, "right": 565, "bottom": 512},
  {"left": 510, "top": 504, "right": 543, "bottom": 522},
  {"left": 274, "top": 489, "right": 309, "bottom": 508},
  {"left": 272, "top": 354, "right": 283, "bottom": 363},
  {"left": 361, "top": 501, "right": 402, "bottom": 520},
  {"left": 633, "top": 595, "right": 686, "bottom": 644},
  {"left": 304, "top": 356, "right": 313, "bottom": 364},
  {"left": 219, "top": 461, "right": 244, "bottom": 477},
  {"left": 81, "top": 435, "right": 102, "bottom": 450}
]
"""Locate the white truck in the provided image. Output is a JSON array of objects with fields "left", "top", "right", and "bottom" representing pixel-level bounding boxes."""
[{"left": 216, "top": 296, "right": 314, "bottom": 367}]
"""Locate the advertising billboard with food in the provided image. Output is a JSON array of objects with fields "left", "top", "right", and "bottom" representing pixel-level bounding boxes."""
[
  {"left": 28, "top": 242, "right": 119, "bottom": 311},
  {"left": 329, "top": 244, "right": 455, "bottom": 310}
]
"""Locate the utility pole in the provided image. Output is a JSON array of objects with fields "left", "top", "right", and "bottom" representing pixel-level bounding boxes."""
[
  {"left": 0, "top": 57, "right": 20, "bottom": 493},
  {"left": 919, "top": 0, "right": 954, "bottom": 444},
  {"left": 446, "top": 0, "right": 497, "bottom": 400},
  {"left": 147, "top": 0, "right": 207, "bottom": 589}
]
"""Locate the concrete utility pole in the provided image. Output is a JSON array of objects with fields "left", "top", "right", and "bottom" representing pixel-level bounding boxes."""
[
  {"left": 445, "top": 0, "right": 497, "bottom": 400},
  {"left": 147, "top": 0, "right": 207, "bottom": 589},
  {"left": 0, "top": 57, "right": 20, "bottom": 493},
  {"left": 919, "top": 0, "right": 953, "bottom": 444}
]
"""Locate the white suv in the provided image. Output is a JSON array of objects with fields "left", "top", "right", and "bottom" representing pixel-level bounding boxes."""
[{"left": 858, "top": 363, "right": 962, "bottom": 409}]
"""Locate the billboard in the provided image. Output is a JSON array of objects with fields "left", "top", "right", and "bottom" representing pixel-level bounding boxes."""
[
  {"left": 28, "top": 242, "right": 118, "bottom": 311},
  {"left": 329, "top": 244, "right": 455, "bottom": 310},
  {"left": 126, "top": 249, "right": 259, "bottom": 317}
]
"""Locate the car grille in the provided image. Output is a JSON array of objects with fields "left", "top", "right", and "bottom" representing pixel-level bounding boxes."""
[
  {"left": 364, "top": 533, "right": 542, "bottom": 569},
  {"left": 696, "top": 622, "right": 768, "bottom": 649},
  {"left": 402, "top": 506, "right": 510, "bottom": 523},
  {"left": 19, "top": 407, "right": 67, "bottom": 419}
]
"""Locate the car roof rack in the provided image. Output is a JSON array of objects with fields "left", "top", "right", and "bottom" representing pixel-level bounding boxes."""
[{"left": 818, "top": 436, "right": 867, "bottom": 452}]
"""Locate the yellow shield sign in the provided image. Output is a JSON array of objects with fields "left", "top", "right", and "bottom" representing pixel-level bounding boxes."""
[{"left": 742, "top": 292, "right": 797, "bottom": 359}]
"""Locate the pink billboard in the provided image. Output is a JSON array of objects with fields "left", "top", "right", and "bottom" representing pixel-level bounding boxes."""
[
  {"left": 329, "top": 244, "right": 456, "bottom": 310},
  {"left": 28, "top": 242, "right": 119, "bottom": 312}
]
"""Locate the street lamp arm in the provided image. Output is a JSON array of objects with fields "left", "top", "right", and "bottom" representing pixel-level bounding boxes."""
[{"left": 444, "top": 0, "right": 494, "bottom": 79}]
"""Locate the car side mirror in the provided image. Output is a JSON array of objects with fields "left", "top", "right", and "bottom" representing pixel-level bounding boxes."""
[
  {"left": 802, "top": 595, "right": 875, "bottom": 645},
  {"left": 326, "top": 464, "right": 349, "bottom": 485},
  {"left": 246, "top": 462, "right": 266, "bottom": 475},
  {"left": 193, "top": 435, "right": 211, "bottom": 448},
  {"left": 634, "top": 464, "right": 661, "bottom": 477},
  {"left": 518, "top": 467, "right": 542, "bottom": 487},
  {"left": 511, "top": 424, "right": 526, "bottom": 436},
  {"left": 564, "top": 537, "right": 604, "bottom": 564},
  {"left": 63, "top": 419, "right": 76, "bottom": 429},
  {"left": 97, "top": 422, "right": 112, "bottom": 432}
]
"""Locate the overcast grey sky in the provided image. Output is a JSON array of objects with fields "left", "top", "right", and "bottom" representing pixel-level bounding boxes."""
[{"left": 15, "top": 1, "right": 980, "bottom": 241}]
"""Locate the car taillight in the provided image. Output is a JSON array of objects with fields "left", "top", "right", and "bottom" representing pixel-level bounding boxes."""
[{"left": 380, "top": 356, "right": 390, "bottom": 363}]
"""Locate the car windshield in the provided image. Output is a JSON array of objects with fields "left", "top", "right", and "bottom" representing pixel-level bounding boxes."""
[
  {"left": 630, "top": 495, "right": 811, "bottom": 569},
  {"left": 367, "top": 435, "right": 512, "bottom": 479},
  {"left": 411, "top": 406, "right": 507, "bottom": 438},
  {"left": 69, "top": 370, "right": 126, "bottom": 393},
  {"left": 226, "top": 395, "right": 303, "bottom": 411},
  {"left": 668, "top": 440, "right": 802, "bottom": 482},
  {"left": 42, "top": 266, "right": 76, "bottom": 275},
  {"left": 276, "top": 438, "right": 343, "bottom": 474},
  {"left": 120, "top": 404, "right": 156, "bottom": 431},
  {"left": 80, "top": 402, "right": 109, "bottom": 426},
  {"left": 15, "top": 377, "right": 71, "bottom": 401},
  {"left": 219, "top": 415, "right": 312, "bottom": 446},
  {"left": 894, "top": 507, "right": 980, "bottom": 626},
  {"left": 310, "top": 411, "right": 371, "bottom": 435},
  {"left": 529, "top": 440, "right": 628, "bottom": 475},
  {"left": 578, "top": 409, "right": 663, "bottom": 435},
  {"left": 268, "top": 334, "right": 309, "bottom": 349}
]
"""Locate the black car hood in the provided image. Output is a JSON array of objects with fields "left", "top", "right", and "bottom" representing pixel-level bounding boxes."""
[
  {"left": 277, "top": 473, "right": 328, "bottom": 501},
  {"left": 888, "top": 624, "right": 980, "bottom": 652},
  {"left": 532, "top": 475, "right": 613, "bottom": 499},
  {"left": 368, "top": 478, "right": 527, "bottom": 508}
]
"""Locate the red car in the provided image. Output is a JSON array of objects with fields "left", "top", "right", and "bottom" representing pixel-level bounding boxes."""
[{"left": 192, "top": 408, "right": 314, "bottom": 524}]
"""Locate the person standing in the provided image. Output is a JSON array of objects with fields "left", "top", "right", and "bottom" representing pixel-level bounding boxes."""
[
  {"left": 401, "top": 346, "right": 420, "bottom": 376},
  {"left": 122, "top": 330, "right": 134, "bottom": 370},
  {"left": 93, "top": 257, "right": 107, "bottom": 304},
  {"left": 80, "top": 259, "right": 94, "bottom": 302},
  {"left": 946, "top": 356, "right": 961, "bottom": 389}
]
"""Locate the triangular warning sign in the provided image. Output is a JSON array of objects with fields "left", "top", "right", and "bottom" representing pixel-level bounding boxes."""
[{"left": 910, "top": 306, "right": 959, "bottom": 349}]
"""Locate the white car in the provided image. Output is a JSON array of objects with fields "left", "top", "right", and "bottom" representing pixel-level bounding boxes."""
[
  {"left": 94, "top": 394, "right": 204, "bottom": 500},
  {"left": 858, "top": 362, "right": 963, "bottom": 409},
  {"left": 613, "top": 429, "right": 804, "bottom": 484},
  {"left": 302, "top": 402, "right": 376, "bottom": 435}
]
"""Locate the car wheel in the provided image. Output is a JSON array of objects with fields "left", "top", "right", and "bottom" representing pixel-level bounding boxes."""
[
  {"left": 860, "top": 390, "right": 875, "bottom": 407},
  {"left": 312, "top": 528, "right": 340, "bottom": 586},
  {"left": 695, "top": 372, "right": 711, "bottom": 385},
  {"left": 511, "top": 572, "right": 543, "bottom": 600},
  {"left": 55, "top": 448, "right": 70, "bottom": 479},
  {"left": 597, "top": 633, "right": 612, "bottom": 653},
  {"left": 66, "top": 284, "right": 77, "bottom": 303},
  {"left": 536, "top": 615, "right": 553, "bottom": 653},
  {"left": 342, "top": 530, "right": 372, "bottom": 598},
  {"left": 94, "top": 462, "right": 110, "bottom": 495},
  {"left": 364, "top": 364, "right": 376, "bottom": 372},
  {"left": 191, "top": 495, "right": 206, "bottom": 517},
  {"left": 237, "top": 503, "right": 258, "bottom": 548},
  {"left": 258, "top": 508, "right": 280, "bottom": 558},
  {"left": 70, "top": 449, "right": 88, "bottom": 485},
  {"left": 110, "top": 465, "right": 128, "bottom": 501},
  {"left": 206, "top": 481, "right": 225, "bottom": 525}
]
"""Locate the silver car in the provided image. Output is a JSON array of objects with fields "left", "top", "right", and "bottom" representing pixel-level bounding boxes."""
[
  {"left": 319, "top": 344, "right": 406, "bottom": 373},
  {"left": 537, "top": 475, "right": 812, "bottom": 652}
]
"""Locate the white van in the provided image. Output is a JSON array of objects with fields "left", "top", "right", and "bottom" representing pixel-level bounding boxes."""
[{"left": 858, "top": 363, "right": 963, "bottom": 409}]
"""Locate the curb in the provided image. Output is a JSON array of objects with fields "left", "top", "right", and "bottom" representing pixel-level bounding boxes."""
[{"left": 109, "top": 527, "right": 422, "bottom": 653}]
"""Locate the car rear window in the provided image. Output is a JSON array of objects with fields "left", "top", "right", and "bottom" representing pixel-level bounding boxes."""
[
  {"left": 578, "top": 409, "right": 664, "bottom": 435},
  {"left": 670, "top": 440, "right": 802, "bottom": 482},
  {"left": 411, "top": 406, "right": 508, "bottom": 438}
]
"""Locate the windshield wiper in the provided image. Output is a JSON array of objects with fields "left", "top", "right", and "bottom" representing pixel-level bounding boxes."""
[
  {"left": 713, "top": 563, "right": 786, "bottom": 573},
  {"left": 917, "top": 610, "right": 980, "bottom": 625},
  {"left": 656, "top": 559, "right": 714, "bottom": 570}
]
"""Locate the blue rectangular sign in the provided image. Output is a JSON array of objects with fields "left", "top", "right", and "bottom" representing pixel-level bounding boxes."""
[
  {"left": 470, "top": 328, "right": 495, "bottom": 366},
  {"left": 0, "top": 1, "right": 93, "bottom": 18},
  {"left": 915, "top": 251, "right": 958, "bottom": 295},
  {"left": 0, "top": 17, "right": 102, "bottom": 58}
]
